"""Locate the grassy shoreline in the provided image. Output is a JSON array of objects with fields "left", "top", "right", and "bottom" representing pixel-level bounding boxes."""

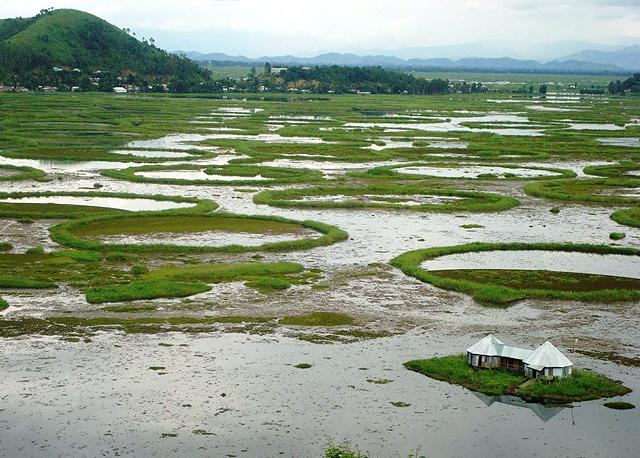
[
  {"left": 391, "top": 242, "right": 640, "bottom": 306},
  {"left": 50, "top": 211, "right": 348, "bottom": 254},
  {"left": 0, "top": 191, "right": 213, "bottom": 219},
  {"left": 254, "top": 183, "right": 520, "bottom": 213},
  {"left": 405, "top": 354, "right": 631, "bottom": 403}
]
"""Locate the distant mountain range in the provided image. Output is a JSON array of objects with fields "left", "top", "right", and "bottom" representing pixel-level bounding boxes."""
[{"left": 179, "top": 45, "right": 640, "bottom": 74}]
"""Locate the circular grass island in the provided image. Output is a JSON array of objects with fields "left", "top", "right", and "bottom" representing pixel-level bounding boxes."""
[
  {"left": 254, "top": 183, "right": 520, "bottom": 213},
  {"left": 0, "top": 164, "right": 47, "bottom": 182},
  {"left": 584, "top": 162, "right": 640, "bottom": 179},
  {"left": 50, "top": 211, "right": 348, "bottom": 253},
  {"left": 524, "top": 178, "right": 640, "bottom": 206},
  {"left": 101, "top": 163, "right": 325, "bottom": 186},
  {"left": 0, "top": 191, "right": 216, "bottom": 219},
  {"left": 390, "top": 242, "right": 640, "bottom": 306},
  {"left": 355, "top": 162, "right": 576, "bottom": 181},
  {"left": 404, "top": 354, "right": 631, "bottom": 404}
]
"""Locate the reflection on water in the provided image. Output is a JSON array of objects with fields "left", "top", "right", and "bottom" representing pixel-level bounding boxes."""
[
  {"left": 344, "top": 113, "right": 547, "bottom": 136},
  {"left": 597, "top": 137, "right": 640, "bottom": 148},
  {"left": 472, "top": 392, "right": 565, "bottom": 422},
  {"left": 109, "top": 149, "right": 194, "bottom": 158},
  {"left": 0, "top": 196, "right": 193, "bottom": 211},
  {"left": 136, "top": 170, "right": 271, "bottom": 182},
  {"left": 397, "top": 165, "right": 561, "bottom": 179},
  {"left": 94, "top": 229, "right": 317, "bottom": 247}
]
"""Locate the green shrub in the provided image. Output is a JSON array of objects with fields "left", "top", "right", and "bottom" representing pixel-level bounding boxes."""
[
  {"left": 245, "top": 277, "right": 291, "bottom": 291},
  {"left": 25, "top": 246, "right": 45, "bottom": 255},
  {"left": 131, "top": 264, "right": 149, "bottom": 276}
]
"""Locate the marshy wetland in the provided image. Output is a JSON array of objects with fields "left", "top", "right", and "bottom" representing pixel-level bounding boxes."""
[{"left": 1, "top": 91, "right": 639, "bottom": 457}]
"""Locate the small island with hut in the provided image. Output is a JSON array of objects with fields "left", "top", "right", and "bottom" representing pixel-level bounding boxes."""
[{"left": 405, "top": 335, "right": 633, "bottom": 404}]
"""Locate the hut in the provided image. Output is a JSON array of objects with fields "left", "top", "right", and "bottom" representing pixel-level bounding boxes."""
[
  {"left": 467, "top": 335, "right": 572, "bottom": 378},
  {"left": 466, "top": 334, "right": 533, "bottom": 371},
  {"left": 524, "top": 341, "right": 573, "bottom": 379}
]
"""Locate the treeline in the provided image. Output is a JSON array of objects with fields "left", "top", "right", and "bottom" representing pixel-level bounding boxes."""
[
  {"left": 277, "top": 65, "right": 452, "bottom": 94},
  {"left": 608, "top": 73, "right": 640, "bottom": 94},
  {"left": 236, "top": 64, "right": 487, "bottom": 95}
]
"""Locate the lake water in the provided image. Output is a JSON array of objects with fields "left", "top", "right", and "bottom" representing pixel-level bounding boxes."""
[
  {"left": 422, "top": 250, "right": 640, "bottom": 279},
  {"left": 0, "top": 195, "right": 194, "bottom": 212}
]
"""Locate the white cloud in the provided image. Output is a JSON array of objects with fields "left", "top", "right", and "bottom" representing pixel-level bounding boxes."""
[{"left": 1, "top": 1, "right": 638, "bottom": 55}]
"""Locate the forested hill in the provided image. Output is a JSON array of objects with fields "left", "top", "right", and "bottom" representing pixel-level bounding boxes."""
[{"left": 0, "top": 8, "right": 209, "bottom": 89}]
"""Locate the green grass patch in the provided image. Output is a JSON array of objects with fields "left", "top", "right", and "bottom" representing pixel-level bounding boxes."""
[
  {"left": 254, "top": 183, "right": 520, "bottom": 213},
  {"left": 0, "top": 297, "right": 8, "bottom": 311},
  {"left": 325, "top": 445, "right": 368, "bottom": 458},
  {"left": 51, "top": 212, "right": 348, "bottom": 254},
  {"left": 390, "top": 401, "right": 411, "bottom": 408},
  {"left": 245, "top": 277, "right": 292, "bottom": 291},
  {"left": 294, "top": 363, "right": 313, "bottom": 369},
  {"left": 53, "top": 250, "right": 103, "bottom": 262},
  {"left": 609, "top": 232, "right": 626, "bottom": 240},
  {"left": 405, "top": 354, "right": 523, "bottom": 396},
  {"left": 25, "top": 246, "right": 45, "bottom": 255},
  {"left": 144, "top": 261, "right": 305, "bottom": 283},
  {"left": 0, "top": 275, "right": 56, "bottom": 289},
  {"left": 280, "top": 312, "right": 354, "bottom": 326},
  {"left": 0, "top": 191, "right": 210, "bottom": 219},
  {"left": 405, "top": 354, "right": 631, "bottom": 403},
  {"left": 0, "top": 164, "right": 47, "bottom": 182},
  {"left": 524, "top": 178, "right": 640, "bottom": 206},
  {"left": 517, "top": 369, "right": 632, "bottom": 402},
  {"left": 0, "top": 242, "right": 12, "bottom": 252},
  {"left": 603, "top": 402, "right": 635, "bottom": 410},
  {"left": 85, "top": 280, "right": 210, "bottom": 304},
  {"left": 101, "top": 304, "right": 158, "bottom": 313},
  {"left": 611, "top": 207, "right": 640, "bottom": 228},
  {"left": 584, "top": 162, "right": 640, "bottom": 178},
  {"left": 357, "top": 162, "right": 576, "bottom": 181},
  {"left": 102, "top": 163, "right": 324, "bottom": 186}
]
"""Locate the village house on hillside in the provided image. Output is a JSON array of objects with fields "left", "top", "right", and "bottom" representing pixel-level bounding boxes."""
[{"left": 467, "top": 334, "right": 573, "bottom": 379}]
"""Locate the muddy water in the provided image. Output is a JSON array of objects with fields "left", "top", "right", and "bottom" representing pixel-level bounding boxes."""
[
  {"left": 0, "top": 196, "right": 194, "bottom": 211},
  {"left": 344, "top": 113, "right": 547, "bottom": 136},
  {"left": 0, "top": 154, "right": 242, "bottom": 177},
  {"left": 295, "top": 194, "right": 465, "bottom": 206},
  {"left": 260, "top": 158, "right": 409, "bottom": 178},
  {"left": 92, "top": 228, "right": 319, "bottom": 247},
  {"left": 396, "top": 165, "right": 562, "bottom": 179},
  {"left": 422, "top": 251, "right": 640, "bottom": 279},
  {"left": 598, "top": 138, "right": 640, "bottom": 148},
  {"left": 109, "top": 149, "right": 195, "bottom": 158},
  {"left": 1, "top": 332, "right": 638, "bottom": 458},
  {"left": 2, "top": 105, "right": 640, "bottom": 457},
  {"left": 135, "top": 170, "right": 271, "bottom": 182},
  {"left": 568, "top": 123, "right": 627, "bottom": 131}
]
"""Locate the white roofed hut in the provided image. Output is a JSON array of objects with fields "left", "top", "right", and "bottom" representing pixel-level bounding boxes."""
[
  {"left": 466, "top": 334, "right": 532, "bottom": 372},
  {"left": 524, "top": 341, "right": 573, "bottom": 379},
  {"left": 467, "top": 335, "right": 572, "bottom": 379}
]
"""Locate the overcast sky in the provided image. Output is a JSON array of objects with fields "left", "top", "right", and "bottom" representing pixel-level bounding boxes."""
[{"left": 1, "top": 1, "right": 639, "bottom": 56}]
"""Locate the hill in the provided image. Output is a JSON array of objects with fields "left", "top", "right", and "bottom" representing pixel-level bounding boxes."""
[
  {"left": 0, "top": 8, "right": 209, "bottom": 90},
  {"left": 181, "top": 51, "right": 628, "bottom": 75},
  {"left": 562, "top": 45, "right": 640, "bottom": 71}
]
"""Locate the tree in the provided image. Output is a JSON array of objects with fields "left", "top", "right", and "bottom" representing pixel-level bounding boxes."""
[
  {"left": 539, "top": 84, "right": 547, "bottom": 95},
  {"left": 264, "top": 62, "right": 272, "bottom": 75}
]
